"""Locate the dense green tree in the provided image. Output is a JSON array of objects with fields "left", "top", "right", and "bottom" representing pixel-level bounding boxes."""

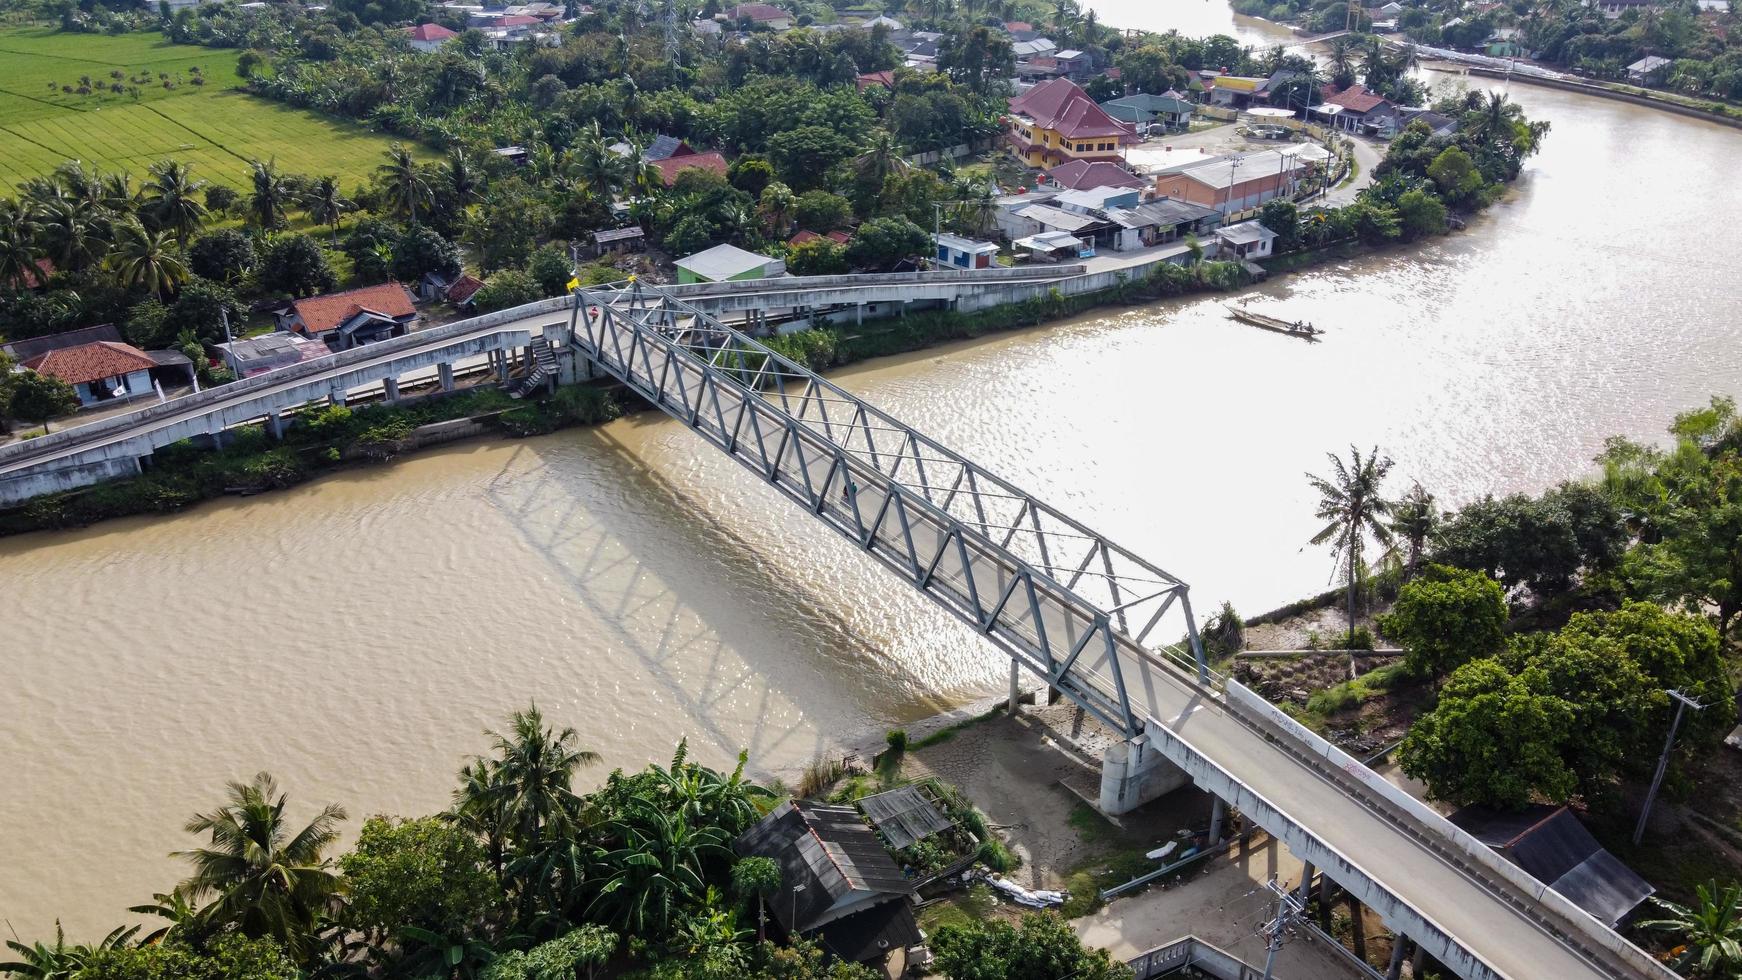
[
  {"left": 1426, "top": 146, "right": 1485, "bottom": 210},
  {"left": 1514, "top": 630, "right": 1658, "bottom": 798},
  {"left": 786, "top": 238, "right": 847, "bottom": 276},
  {"left": 1306, "top": 445, "right": 1394, "bottom": 648},
  {"left": 1258, "top": 199, "right": 1299, "bottom": 253},
  {"left": 731, "top": 856, "right": 781, "bottom": 942},
  {"left": 339, "top": 815, "right": 501, "bottom": 943},
  {"left": 1394, "top": 187, "right": 1448, "bottom": 241},
  {"left": 728, "top": 156, "right": 777, "bottom": 199},
  {"left": 1398, "top": 658, "right": 1576, "bottom": 809},
  {"left": 525, "top": 244, "right": 575, "bottom": 297},
  {"left": 470, "top": 269, "right": 544, "bottom": 314},
  {"left": 1559, "top": 603, "right": 1731, "bottom": 747},
  {"left": 768, "top": 125, "right": 858, "bottom": 192},
  {"left": 844, "top": 215, "right": 927, "bottom": 271},
  {"left": 932, "top": 913, "right": 1132, "bottom": 980},
  {"left": 256, "top": 234, "right": 337, "bottom": 298},
  {"left": 1379, "top": 565, "right": 1507, "bottom": 683},
  {"left": 589, "top": 799, "right": 730, "bottom": 938},
  {"left": 7, "top": 370, "right": 80, "bottom": 433},
  {"left": 1436, "top": 482, "right": 1625, "bottom": 596},
  {"left": 391, "top": 224, "right": 463, "bottom": 283},
  {"left": 187, "top": 229, "right": 256, "bottom": 284},
  {"left": 481, "top": 925, "right": 615, "bottom": 980},
  {"left": 1388, "top": 481, "right": 1440, "bottom": 580},
  {"left": 69, "top": 934, "right": 300, "bottom": 980},
  {"left": 124, "top": 298, "right": 173, "bottom": 351},
  {"left": 166, "top": 276, "right": 245, "bottom": 347},
  {"left": 171, "top": 771, "right": 346, "bottom": 959},
  {"left": 936, "top": 25, "right": 1014, "bottom": 94},
  {"left": 791, "top": 190, "right": 852, "bottom": 233}
]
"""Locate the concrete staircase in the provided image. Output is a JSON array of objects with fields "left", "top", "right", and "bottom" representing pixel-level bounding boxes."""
[{"left": 507, "top": 339, "right": 559, "bottom": 399}]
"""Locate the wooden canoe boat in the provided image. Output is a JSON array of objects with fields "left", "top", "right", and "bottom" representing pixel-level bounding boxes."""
[{"left": 1225, "top": 304, "right": 1324, "bottom": 339}]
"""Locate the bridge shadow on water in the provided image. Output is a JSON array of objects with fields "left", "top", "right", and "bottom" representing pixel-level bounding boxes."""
[{"left": 475, "top": 414, "right": 984, "bottom": 774}]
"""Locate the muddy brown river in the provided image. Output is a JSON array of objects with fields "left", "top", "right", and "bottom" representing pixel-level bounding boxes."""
[{"left": 3, "top": 6, "right": 1740, "bottom": 940}]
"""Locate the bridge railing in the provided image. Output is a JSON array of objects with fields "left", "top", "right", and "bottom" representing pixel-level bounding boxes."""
[
  {"left": 653, "top": 264, "right": 1089, "bottom": 299},
  {"left": 0, "top": 297, "right": 571, "bottom": 470}
]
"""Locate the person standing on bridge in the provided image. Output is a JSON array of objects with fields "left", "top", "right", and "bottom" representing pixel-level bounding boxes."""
[{"left": 842, "top": 479, "right": 858, "bottom": 507}]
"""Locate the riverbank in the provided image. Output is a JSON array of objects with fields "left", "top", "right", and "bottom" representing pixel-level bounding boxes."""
[
  {"left": 1455, "top": 65, "right": 1742, "bottom": 131},
  {"left": 0, "top": 260, "right": 1261, "bottom": 538}
]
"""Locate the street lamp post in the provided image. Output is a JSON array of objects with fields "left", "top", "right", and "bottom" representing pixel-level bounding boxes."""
[{"left": 1633, "top": 689, "right": 1706, "bottom": 845}]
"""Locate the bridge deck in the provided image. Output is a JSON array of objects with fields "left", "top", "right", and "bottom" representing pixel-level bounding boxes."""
[{"left": 571, "top": 285, "right": 1657, "bottom": 980}]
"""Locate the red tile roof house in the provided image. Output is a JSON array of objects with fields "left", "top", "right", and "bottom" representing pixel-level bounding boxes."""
[
  {"left": 277, "top": 282, "right": 420, "bottom": 351},
  {"left": 1006, "top": 78, "right": 1138, "bottom": 168},
  {"left": 23, "top": 341, "right": 158, "bottom": 407},
  {"left": 405, "top": 22, "right": 458, "bottom": 53},
  {"left": 855, "top": 70, "right": 895, "bottom": 92},
  {"left": 1044, "top": 159, "right": 1147, "bottom": 192},
  {"left": 1313, "top": 83, "right": 1400, "bottom": 136},
  {"left": 651, "top": 150, "right": 730, "bottom": 186}
]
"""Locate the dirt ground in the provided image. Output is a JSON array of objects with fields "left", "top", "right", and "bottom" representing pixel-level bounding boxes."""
[{"left": 900, "top": 703, "right": 1212, "bottom": 892}]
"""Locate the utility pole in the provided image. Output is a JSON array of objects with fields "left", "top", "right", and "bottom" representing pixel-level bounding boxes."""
[
  {"left": 1260, "top": 877, "right": 1306, "bottom": 980},
  {"left": 1633, "top": 689, "right": 1706, "bottom": 845}
]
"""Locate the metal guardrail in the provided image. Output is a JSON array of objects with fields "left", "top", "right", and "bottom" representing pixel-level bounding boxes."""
[{"left": 0, "top": 297, "right": 569, "bottom": 470}]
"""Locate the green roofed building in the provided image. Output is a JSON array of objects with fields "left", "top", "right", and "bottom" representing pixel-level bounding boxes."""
[
  {"left": 674, "top": 243, "right": 778, "bottom": 284},
  {"left": 1101, "top": 93, "right": 1196, "bottom": 130}
]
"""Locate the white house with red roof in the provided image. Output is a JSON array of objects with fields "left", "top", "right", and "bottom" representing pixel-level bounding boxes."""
[
  {"left": 1006, "top": 78, "right": 1137, "bottom": 168},
  {"left": 277, "top": 282, "right": 420, "bottom": 352},
  {"left": 405, "top": 22, "right": 458, "bottom": 53},
  {"left": 1312, "top": 83, "right": 1400, "bottom": 136},
  {"left": 21, "top": 341, "right": 158, "bottom": 407}
]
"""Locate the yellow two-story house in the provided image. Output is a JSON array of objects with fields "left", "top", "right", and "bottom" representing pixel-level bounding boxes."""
[{"left": 1006, "top": 78, "right": 1138, "bottom": 169}]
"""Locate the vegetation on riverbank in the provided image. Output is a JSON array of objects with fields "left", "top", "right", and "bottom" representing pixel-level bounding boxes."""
[
  {"left": 0, "top": 704, "right": 1119, "bottom": 980},
  {"left": 1267, "top": 397, "right": 1742, "bottom": 971},
  {"left": 0, "top": 382, "right": 619, "bottom": 537}
]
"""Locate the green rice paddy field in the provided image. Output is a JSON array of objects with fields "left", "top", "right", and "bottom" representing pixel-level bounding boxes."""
[{"left": 0, "top": 28, "right": 422, "bottom": 190}]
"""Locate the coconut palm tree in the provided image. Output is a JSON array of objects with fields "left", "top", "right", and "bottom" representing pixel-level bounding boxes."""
[
  {"left": 142, "top": 159, "right": 208, "bottom": 247},
  {"left": 1306, "top": 446, "right": 1395, "bottom": 648},
  {"left": 1387, "top": 481, "right": 1439, "bottom": 581},
  {"left": 0, "top": 203, "right": 43, "bottom": 295},
  {"left": 35, "top": 197, "right": 109, "bottom": 271},
  {"left": 302, "top": 175, "right": 353, "bottom": 244},
  {"left": 107, "top": 220, "right": 189, "bottom": 298},
  {"left": 475, "top": 703, "right": 599, "bottom": 853},
  {"left": 443, "top": 147, "right": 482, "bottom": 209},
  {"left": 376, "top": 142, "right": 433, "bottom": 224},
  {"left": 1639, "top": 881, "right": 1742, "bottom": 978},
  {"left": 450, "top": 758, "right": 513, "bottom": 881},
  {"left": 248, "top": 159, "right": 291, "bottom": 230},
  {"left": 757, "top": 181, "right": 796, "bottom": 236},
  {"left": 853, "top": 129, "right": 909, "bottom": 189},
  {"left": 571, "top": 125, "right": 628, "bottom": 203},
  {"left": 171, "top": 771, "right": 347, "bottom": 960}
]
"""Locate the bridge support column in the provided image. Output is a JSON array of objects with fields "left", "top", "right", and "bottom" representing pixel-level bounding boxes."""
[
  {"left": 1098, "top": 736, "right": 1189, "bottom": 816},
  {"left": 494, "top": 350, "right": 510, "bottom": 383},
  {"left": 439, "top": 362, "right": 455, "bottom": 392},
  {"left": 855, "top": 304, "right": 864, "bottom": 325},
  {"left": 266, "top": 411, "right": 284, "bottom": 441},
  {"left": 1297, "top": 860, "right": 1315, "bottom": 902},
  {"left": 1007, "top": 661, "right": 1021, "bottom": 714},
  {"left": 382, "top": 377, "right": 400, "bottom": 404},
  {"left": 1385, "top": 936, "right": 1409, "bottom": 980},
  {"left": 329, "top": 381, "right": 347, "bottom": 407},
  {"left": 1208, "top": 795, "right": 1226, "bottom": 846}
]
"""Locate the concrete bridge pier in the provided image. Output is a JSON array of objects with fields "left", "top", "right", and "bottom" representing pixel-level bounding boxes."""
[
  {"left": 266, "top": 410, "right": 284, "bottom": 440},
  {"left": 382, "top": 377, "right": 400, "bottom": 404},
  {"left": 1098, "top": 734, "right": 1190, "bottom": 816},
  {"left": 1208, "top": 795, "right": 1226, "bottom": 845},
  {"left": 438, "top": 362, "right": 455, "bottom": 392},
  {"left": 1386, "top": 936, "right": 1410, "bottom": 980}
]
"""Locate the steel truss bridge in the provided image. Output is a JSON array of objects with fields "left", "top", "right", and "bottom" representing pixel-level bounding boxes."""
[{"left": 570, "top": 282, "right": 1668, "bottom": 980}]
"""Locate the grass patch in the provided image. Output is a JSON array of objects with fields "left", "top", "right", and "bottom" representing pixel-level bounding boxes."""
[
  {"left": 912, "top": 703, "right": 1005, "bottom": 749},
  {"left": 0, "top": 27, "right": 431, "bottom": 189},
  {"left": 917, "top": 883, "right": 997, "bottom": 933},
  {"left": 1303, "top": 660, "right": 1414, "bottom": 721}
]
